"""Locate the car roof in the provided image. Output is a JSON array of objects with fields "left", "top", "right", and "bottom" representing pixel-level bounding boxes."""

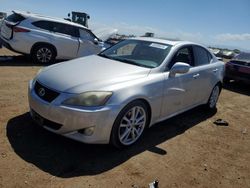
[
  {"left": 131, "top": 37, "right": 200, "bottom": 47},
  {"left": 12, "top": 10, "right": 90, "bottom": 30}
]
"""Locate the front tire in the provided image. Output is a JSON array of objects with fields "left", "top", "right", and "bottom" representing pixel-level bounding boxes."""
[
  {"left": 110, "top": 100, "right": 149, "bottom": 148},
  {"left": 31, "top": 44, "right": 56, "bottom": 64}
]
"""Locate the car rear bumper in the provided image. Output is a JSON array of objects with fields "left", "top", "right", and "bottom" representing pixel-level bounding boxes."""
[
  {"left": 0, "top": 37, "right": 14, "bottom": 51},
  {"left": 0, "top": 35, "right": 29, "bottom": 55}
]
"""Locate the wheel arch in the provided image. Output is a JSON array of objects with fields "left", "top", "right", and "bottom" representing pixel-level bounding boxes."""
[
  {"left": 120, "top": 98, "right": 152, "bottom": 128},
  {"left": 30, "top": 42, "right": 57, "bottom": 57},
  {"left": 109, "top": 98, "right": 153, "bottom": 148},
  {"left": 216, "top": 81, "right": 222, "bottom": 92}
]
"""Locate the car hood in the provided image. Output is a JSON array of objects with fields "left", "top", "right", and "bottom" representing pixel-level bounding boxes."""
[
  {"left": 93, "top": 28, "right": 118, "bottom": 41},
  {"left": 37, "top": 55, "right": 150, "bottom": 93}
]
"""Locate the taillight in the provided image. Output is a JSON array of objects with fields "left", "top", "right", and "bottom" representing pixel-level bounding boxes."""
[{"left": 13, "top": 27, "right": 30, "bottom": 33}]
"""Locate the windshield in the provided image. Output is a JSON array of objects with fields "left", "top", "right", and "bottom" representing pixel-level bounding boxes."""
[
  {"left": 234, "top": 53, "right": 250, "bottom": 61},
  {"left": 99, "top": 39, "right": 172, "bottom": 68}
]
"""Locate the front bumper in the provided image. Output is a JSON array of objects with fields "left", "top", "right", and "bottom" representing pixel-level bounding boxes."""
[{"left": 28, "top": 80, "right": 120, "bottom": 144}]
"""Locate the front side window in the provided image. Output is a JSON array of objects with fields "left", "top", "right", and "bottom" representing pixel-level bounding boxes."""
[
  {"left": 193, "top": 46, "right": 212, "bottom": 66},
  {"left": 168, "top": 47, "right": 194, "bottom": 69},
  {"left": 99, "top": 40, "right": 172, "bottom": 68},
  {"left": 79, "top": 29, "right": 95, "bottom": 41}
]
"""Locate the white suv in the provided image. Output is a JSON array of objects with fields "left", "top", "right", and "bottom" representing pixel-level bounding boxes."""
[{"left": 0, "top": 11, "right": 107, "bottom": 63}]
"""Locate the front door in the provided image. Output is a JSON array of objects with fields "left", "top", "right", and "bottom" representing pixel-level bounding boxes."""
[
  {"left": 161, "top": 46, "right": 201, "bottom": 118},
  {"left": 77, "top": 29, "right": 101, "bottom": 57}
]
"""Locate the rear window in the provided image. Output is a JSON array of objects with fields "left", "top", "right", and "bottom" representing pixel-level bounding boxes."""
[
  {"left": 6, "top": 13, "right": 25, "bottom": 23},
  {"left": 32, "top": 21, "right": 51, "bottom": 31}
]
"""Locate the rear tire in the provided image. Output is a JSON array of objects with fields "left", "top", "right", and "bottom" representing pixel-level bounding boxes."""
[
  {"left": 110, "top": 100, "right": 149, "bottom": 149},
  {"left": 206, "top": 84, "right": 221, "bottom": 110},
  {"left": 31, "top": 44, "right": 56, "bottom": 64}
]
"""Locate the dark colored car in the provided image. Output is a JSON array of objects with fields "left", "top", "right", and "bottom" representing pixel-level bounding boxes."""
[{"left": 224, "top": 52, "right": 250, "bottom": 83}]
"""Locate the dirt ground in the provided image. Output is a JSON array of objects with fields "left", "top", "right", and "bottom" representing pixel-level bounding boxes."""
[{"left": 0, "top": 47, "right": 249, "bottom": 188}]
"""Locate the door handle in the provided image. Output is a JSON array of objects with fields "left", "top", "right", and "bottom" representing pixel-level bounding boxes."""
[
  {"left": 193, "top": 73, "right": 200, "bottom": 79},
  {"left": 213, "top": 68, "right": 218, "bottom": 73}
]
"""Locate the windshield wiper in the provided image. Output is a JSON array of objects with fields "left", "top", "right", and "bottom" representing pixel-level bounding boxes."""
[{"left": 98, "top": 53, "right": 113, "bottom": 59}]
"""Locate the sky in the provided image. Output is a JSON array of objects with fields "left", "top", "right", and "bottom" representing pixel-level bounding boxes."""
[{"left": 1, "top": 0, "right": 250, "bottom": 51}]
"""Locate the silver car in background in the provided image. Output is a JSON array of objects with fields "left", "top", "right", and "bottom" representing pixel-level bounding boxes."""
[
  {"left": 28, "top": 37, "right": 224, "bottom": 148},
  {"left": 0, "top": 11, "right": 112, "bottom": 63}
]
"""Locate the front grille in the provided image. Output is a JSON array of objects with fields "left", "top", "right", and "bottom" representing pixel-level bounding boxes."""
[
  {"left": 34, "top": 81, "right": 60, "bottom": 103},
  {"left": 31, "top": 109, "right": 62, "bottom": 130}
]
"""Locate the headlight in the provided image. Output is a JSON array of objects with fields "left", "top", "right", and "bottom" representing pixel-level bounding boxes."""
[{"left": 62, "top": 91, "right": 112, "bottom": 107}]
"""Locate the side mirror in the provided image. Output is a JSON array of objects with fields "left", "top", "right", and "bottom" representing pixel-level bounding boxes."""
[
  {"left": 217, "top": 57, "right": 223, "bottom": 61},
  {"left": 94, "top": 38, "right": 99, "bottom": 45},
  {"left": 169, "top": 62, "right": 190, "bottom": 78}
]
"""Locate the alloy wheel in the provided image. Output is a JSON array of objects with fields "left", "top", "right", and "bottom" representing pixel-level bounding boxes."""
[
  {"left": 36, "top": 47, "right": 52, "bottom": 63},
  {"left": 118, "top": 106, "right": 146, "bottom": 145}
]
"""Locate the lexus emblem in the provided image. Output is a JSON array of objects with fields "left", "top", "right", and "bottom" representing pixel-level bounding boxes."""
[{"left": 38, "top": 87, "right": 45, "bottom": 97}]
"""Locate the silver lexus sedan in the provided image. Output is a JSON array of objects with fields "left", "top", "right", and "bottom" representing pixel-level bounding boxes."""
[{"left": 28, "top": 37, "right": 224, "bottom": 148}]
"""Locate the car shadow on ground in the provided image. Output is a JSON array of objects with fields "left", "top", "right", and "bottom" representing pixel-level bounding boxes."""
[
  {"left": 223, "top": 81, "right": 250, "bottom": 96},
  {"left": 6, "top": 106, "right": 216, "bottom": 178},
  {"left": 0, "top": 55, "right": 63, "bottom": 66},
  {"left": 0, "top": 55, "right": 39, "bottom": 66}
]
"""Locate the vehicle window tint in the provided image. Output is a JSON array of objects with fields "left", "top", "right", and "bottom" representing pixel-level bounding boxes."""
[
  {"left": 32, "top": 21, "right": 52, "bottom": 31},
  {"left": 193, "top": 46, "right": 211, "bottom": 66},
  {"left": 100, "top": 40, "right": 172, "bottom": 68},
  {"left": 234, "top": 53, "right": 250, "bottom": 61},
  {"left": 169, "top": 47, "right": 194, "bottom": 69},
  {"left": 79, "top": 29, "right": 95, "bottom": 41},
  {"left": 33, "top": 21, "right": 79, "bottom": 37},
  {"left": 51, "top": 22, "right": 79, "bottom": 37},
  {"left": 6, "top": 13, "right": 25, "bottom": 23}
]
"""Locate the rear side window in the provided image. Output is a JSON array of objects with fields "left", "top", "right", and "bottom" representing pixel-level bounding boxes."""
[
  {"left": 6, "top": 13, "right": 25, "bottom": 23},
  {"left": 79, "top": 29, "right": 95, "bottom": 41},
  {"left": 32, "top": 21, "right": 52, "bottom": 31},
  {"left": 32, "top": 21, "right": 79, "bottom": 37},
  {"left": 193, "top": 46, "right": 212, "bottom": 66},
  {"left": 51, "top": 22, "right": 79, "bottom": 37}
]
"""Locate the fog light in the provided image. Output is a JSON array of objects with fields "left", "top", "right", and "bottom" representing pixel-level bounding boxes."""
[{"left": 78, "top": 127, "right": 94, "bottom": 136}]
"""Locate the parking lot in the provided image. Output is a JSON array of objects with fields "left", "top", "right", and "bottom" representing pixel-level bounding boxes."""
[{"left": 0, "top": 47, "right": 249, "bottom": 187}]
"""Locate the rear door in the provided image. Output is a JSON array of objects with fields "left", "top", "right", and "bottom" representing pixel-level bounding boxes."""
[
  {"left": 0, "top": 12, "right": 25, "bottom": 40},
  {"left": 49, "top": 22, "right": 79, "bottom": 59},
  {"left": 192, "top": 45, "right": 216, "bottom": 103}
]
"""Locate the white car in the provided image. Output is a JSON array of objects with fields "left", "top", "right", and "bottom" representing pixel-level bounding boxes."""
[
  {"left": 0, "top": 11, "right": 110, "bottom": 63},
  {"left": 29, "top": 38, "right": 224, "bottom": 148}
]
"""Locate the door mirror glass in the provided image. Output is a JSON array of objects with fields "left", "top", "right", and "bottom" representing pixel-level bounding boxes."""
[
  {"left": 169, "top": 62, "right": 190, "bottom": 77},
  {"left": 94, "top": 38, "right": 99, "bottom": 45}
]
